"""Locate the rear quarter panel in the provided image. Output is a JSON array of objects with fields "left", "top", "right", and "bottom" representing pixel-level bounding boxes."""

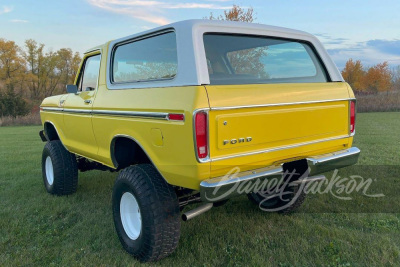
[{"left": 91, "top": 85, "right": 210, "bottom": 190}]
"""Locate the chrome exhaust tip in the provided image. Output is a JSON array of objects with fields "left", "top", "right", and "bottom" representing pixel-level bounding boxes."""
[{"left": 182, "top": 203, "right": 213, "bottom": 221}]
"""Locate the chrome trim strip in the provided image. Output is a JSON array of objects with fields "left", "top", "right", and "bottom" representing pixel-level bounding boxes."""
[
  {"left": 210, "top": 98, "right": 356, "bottom": 111},
  {"left": 41, "top": 107, "right": 172, "bottom": 120},
  {"left": 64, "top": 108, "right": 92, "bottom": 114},
  {"left": 210, "top": 134, "right": 351, "bottom": 162},
  {"left": 92, "top": 110, "right": 168, "bottom": 120},
  {"left": 41, "top": 107, "right": 63, "bottom": 112}
]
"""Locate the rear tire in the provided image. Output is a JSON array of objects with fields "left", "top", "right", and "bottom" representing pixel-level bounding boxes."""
[
  {"left": 249, "top": 160, "right": 308, "bottom": 213},
  {"left": 112, "top": 164, "right": 180, "bottom": 262},
  {"left": 41, "top": 140, "right": 78, "bottom": 195}
]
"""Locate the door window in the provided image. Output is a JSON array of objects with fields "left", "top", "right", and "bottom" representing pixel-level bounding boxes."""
[{"left": 78, "top": 54, "right": 101, "bottom": 91}]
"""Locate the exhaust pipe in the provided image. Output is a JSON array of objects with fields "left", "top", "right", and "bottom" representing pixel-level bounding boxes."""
[
  {"left": 289, "top": 175, "right": 326, "bottom": 186},
  {"left": 182, "top": 176, "right": 326, "bottom": 221},
  {"left": 182, "top": 203, "right": 213, "bottom": 221}
]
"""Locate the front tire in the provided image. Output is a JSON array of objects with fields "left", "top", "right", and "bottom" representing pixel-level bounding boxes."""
[
  {"left": 41, "top": 140, "right": 78, "bottom": 195},
  {"left": 112, "top": 164, "right": 180, "bottom": 262}
]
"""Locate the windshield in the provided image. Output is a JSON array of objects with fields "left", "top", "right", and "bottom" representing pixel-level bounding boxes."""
[{"left": 203, "top": 33, "right": 328, "bottom": 85}]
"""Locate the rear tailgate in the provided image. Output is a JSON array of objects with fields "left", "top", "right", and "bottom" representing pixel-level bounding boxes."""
[{"left": 206, "top": 82, "right": 353, "bottom": 176}]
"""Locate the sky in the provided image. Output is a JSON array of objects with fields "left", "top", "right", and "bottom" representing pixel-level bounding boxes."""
[{"left": 0, "top": 0, "right": 399, "bottom": 69}]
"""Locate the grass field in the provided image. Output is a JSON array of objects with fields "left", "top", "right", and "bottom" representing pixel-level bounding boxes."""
[{"left": 1, "top": 112, "right": 399, "bottom": 266}]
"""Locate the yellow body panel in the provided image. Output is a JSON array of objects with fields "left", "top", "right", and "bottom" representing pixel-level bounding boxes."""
[
  {"left": 90, "top": 84, "right": 211, "bottom": 189},
  {"left": 206, "top": 83, "right": 354, "bottom": 177},
  {"left": 40, "top": 43, "right": 355, "bottom": 191},
  {"left": 62, "top": 90, "right": 98, "bottom": 158}
]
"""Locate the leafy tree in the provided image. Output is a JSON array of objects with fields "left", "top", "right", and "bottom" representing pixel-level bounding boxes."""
[
  {"left": 341, "top": 59, "right": 365, "bottom": 92},
  {"left": 0, "top": 39, "right": 30, "bottom": 117},
  {"left": 206, "top": 5, "right": 255, "bottom": 22},
  {"left": 205, "top": 5, "right": 268, "bottom": 79},
  {"left": 0, "top": 87, "right": 29, "bottom": 117},
  {"left": 0, "top": 38, "right": 82, "bottom": 118},
  {"left": 24, "top": 39, "right": 81, "bottom": 100},
  {"left": 24, "top": 39, "right": 45, "bottom": 99},
  {"left": 342, "top": 59, "right": 393, "bottom": 93},
  {"left": 362, "top": 62, "right": 392, "bottom": 93},
  {"left": 57, "top": 48, "right": 81, "bottom": 86},
  {"left": 391, "top": 66, "right": 400, "bottom": 91},
  {"left": 0, "top": 38, "right": 26, "bottom": 91}
]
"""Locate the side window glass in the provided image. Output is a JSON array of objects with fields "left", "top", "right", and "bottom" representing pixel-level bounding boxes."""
[
  {"left": 78, "top": 54, "right": 101, "bottom": 91},
  {"left": 112, "top": 32, "right": 177, "bottom": 83}
]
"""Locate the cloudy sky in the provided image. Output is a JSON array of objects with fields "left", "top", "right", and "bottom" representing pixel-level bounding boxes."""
[{"left": 0, "top": 0, "right": 399, "bottom": 69}]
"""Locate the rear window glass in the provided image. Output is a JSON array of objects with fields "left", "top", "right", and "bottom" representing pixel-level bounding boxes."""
[
  {"left": 203, "top": 33, "right": 328, "bottom": 85},
  {"left": 112, "top": 32, "right": 177, "bottom": 83}
]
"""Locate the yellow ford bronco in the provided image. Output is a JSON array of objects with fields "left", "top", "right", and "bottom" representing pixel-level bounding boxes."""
[{"left": 39, "top": 20, "right": 360, "bottom": 262}]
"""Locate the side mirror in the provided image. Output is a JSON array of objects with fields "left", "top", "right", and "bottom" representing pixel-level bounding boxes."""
[{"left": 66, "top": 84, "right": 78, "bottom": 94}]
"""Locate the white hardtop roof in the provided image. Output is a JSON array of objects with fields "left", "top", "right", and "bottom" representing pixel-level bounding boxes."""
[
  {"left": 86, "top": 19, "right": 315, "bottom": 53},
  {"left": 87, "top": 19, "right": 344, "bottom": 89},
  {"left": 131, "top": 19, "right": 315, "bottom": 41}
]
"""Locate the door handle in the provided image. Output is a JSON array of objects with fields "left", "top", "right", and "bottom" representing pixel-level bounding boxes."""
[{"left": 84, "top": 100, "right": 92, "bottom": 104}]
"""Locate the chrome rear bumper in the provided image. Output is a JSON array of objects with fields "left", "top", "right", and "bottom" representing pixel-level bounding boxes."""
[
  {"left": 307, "top": 147, "right": 360, "bottom": 176},
  {"left": 200, "top": 147, "right": 360, "bottom": 202}
]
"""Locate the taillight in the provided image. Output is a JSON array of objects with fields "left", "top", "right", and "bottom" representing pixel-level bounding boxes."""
[
  {"left": 350, "top": 101, "right": 356, "bottom": 134},
  {"left": 195, "top": 111, "right": 208, "bottom": 159}
]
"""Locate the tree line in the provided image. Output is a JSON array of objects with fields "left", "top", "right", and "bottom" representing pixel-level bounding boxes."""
[
  {"left": 0, "top": 38, "right": 81, "bottom": 117},
  {"left": 1, "top": 3, "right": 399, "bottom": 118},
  {"left": 341, "top": 59, "right": 400, "bottom": 94}
]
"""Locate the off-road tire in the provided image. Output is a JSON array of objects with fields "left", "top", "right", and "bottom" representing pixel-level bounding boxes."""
[
  {"left": 41, "top": 140, "right": 78, "bottom": 195},
  {"left": 112, "top": 164, "right": 181, "bottom": 262}
]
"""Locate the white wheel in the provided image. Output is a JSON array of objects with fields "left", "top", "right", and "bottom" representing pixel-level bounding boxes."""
[
  {"left": 112, "top": 165, "right": 180, "bottom": 262},
  {"left": 45, "top": 156, "right": 54, "bottom": 186},
  {"left": 42, "top": 140, "right": 78, "bottom": 195},
  {"left": 120, "top": 192, "right": 142, "bottom": 240}
]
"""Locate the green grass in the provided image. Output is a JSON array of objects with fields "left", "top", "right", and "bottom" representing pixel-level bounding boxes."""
[{"left": 1, "top": 112, "right": 400, "bottom": 266}]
